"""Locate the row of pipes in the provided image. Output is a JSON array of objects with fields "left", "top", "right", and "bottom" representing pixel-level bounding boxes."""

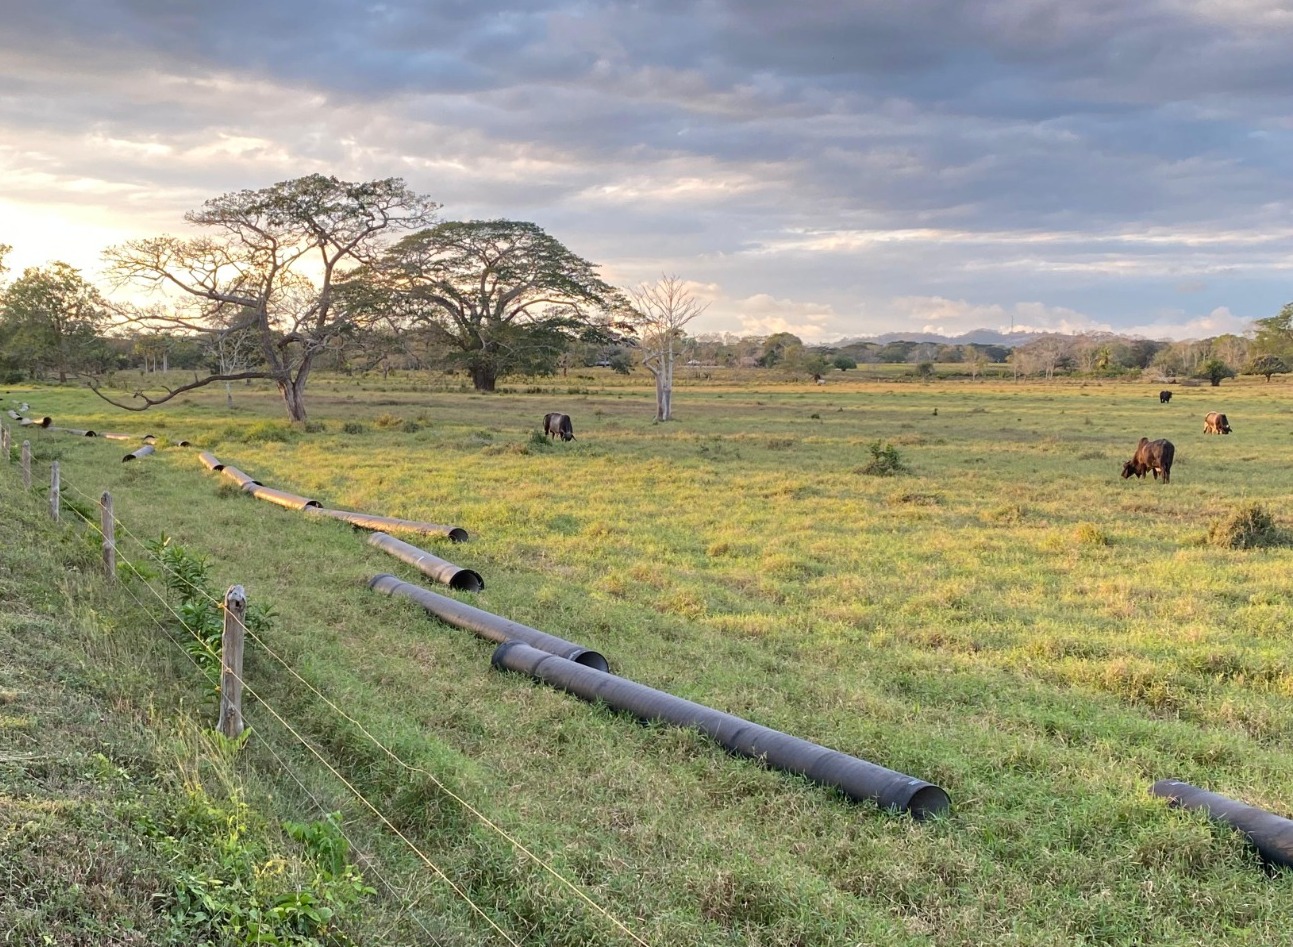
[{"left": 10, "top": 397, "right": 1291, "bottom": 862}]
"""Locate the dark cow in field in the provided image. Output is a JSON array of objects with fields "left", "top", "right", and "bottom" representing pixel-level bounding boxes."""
[
  {"left": 1203, "top": 411, "right": 1231, "bottom": 435},
  {"left": 543, "top": 412, "right": 575, "bottom": 442},
  {"left": 1159, "top": 390, "right": 1172, "bottom": 403},
  {"left": 1121, "top": 437, "right": 1175, "bottom": 484}
]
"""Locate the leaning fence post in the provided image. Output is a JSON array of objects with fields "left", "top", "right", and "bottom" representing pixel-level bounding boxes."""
[
  {"left": 101, "top": 492, "right": 116, "bottom": 579},
  {"left": 217, "top": 585, "right": 247, "bottom": 739},
  {"left": 49, "top": 461, "right": 59, "bottom": 521},
  {"left": 1, "top": 423, "right": 9, "bottom": 461},
  {"left": 21, "top": 441, "right": 31, "bottom": 489}
]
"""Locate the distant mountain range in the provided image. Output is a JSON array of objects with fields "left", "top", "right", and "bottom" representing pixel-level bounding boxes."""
[{"left": 832, "top": 328, "right": 1053, "bottom": 347}]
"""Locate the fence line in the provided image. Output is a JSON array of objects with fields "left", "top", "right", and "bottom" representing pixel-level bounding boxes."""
[
  {"left": 54, "top": 483, "right": 519, "bottom": 946},
  {"left": 57, "top": 475, "right": 651, "bottom": 947}
]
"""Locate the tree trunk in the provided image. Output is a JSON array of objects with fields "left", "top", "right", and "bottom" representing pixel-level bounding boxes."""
[
  {"left": 470, "top": 364, "right": 497, "bottom": 392},
  {"left": 278, "top": 364, "right": 311, "bottom": 422}
]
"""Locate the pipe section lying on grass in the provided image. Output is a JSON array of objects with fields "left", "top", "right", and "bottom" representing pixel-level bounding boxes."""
[
  {"left": 368, "top": 532, "right": 483, "bottom": 592},
  {"left": 198, "top": 451, "right": 224, "bottom": 471},
  {"left": 53, "top": 428, "right": 97, "bottom": 437},
  {"left": 307, "top": 507, "right": 468, "bottom": 542},
  {"left": 492, "top": 641, "right": 951, "bottom": 819},
  {"left": 1150, "top": 779, "right": 1293, "bottom": 868},
  {"left": 219, "top": 465, "right": 261, "bottom": 489},
  {"left": 244, "top": 483, "right": 322, "bottom": 510},
  {"left": 19, "top": 416, "right": 52, "bottom": 428},
  {"left": 122, "top": 444, "right": 155, "bottom": 462},
  {"left": 368, "top": 574, "right": 605, "bottom": 669},
  {"left": 100, "top": 432, "right": 136, "bottom": 441}
]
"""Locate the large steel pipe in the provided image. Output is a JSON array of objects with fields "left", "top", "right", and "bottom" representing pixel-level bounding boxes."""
[
  {"left": 368, "top": 532, "right": 483, "bottom": 592},
  {"left": 307, "top": 507, "right": 468, "bottom": 542},
  {"left": 53, "top": 427, "right": 97, "bottom": 437},
  {"left": 368, "top": 574, "right": 606, "bottom": 670},
  {"left": 100, "top": 432, "right": 136, "bottom": 441},
  {"left": 219, "top": 465, "right": 261, "bottom": 488},
  {"left": 19, "top": 416, "right": 53, "bottom": 428},
  {"left": 492, "top": 641, "right": 951, "bottom": 819},
  {"left": 244, "top": 483, "right": 322, "bottom": 510},
  {"left": 122, "top": 444, "right": 155, "bottom": 462},
  {"left": 198, "top": 452, "right": 225, "bottom": 471},
  {"left": 1150, "top": 779, "right": 1293, "bottom": 868}
]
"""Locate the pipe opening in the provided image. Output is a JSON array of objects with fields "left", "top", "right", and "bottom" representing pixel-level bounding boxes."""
[
  {"left": 84, "top": 430, "right": 97, "bottom": 437},
  {"left": 572, "top": 650, "right": 610, "bottom": 673},
  {"left": 304, "top": 499, "right": 323, "bottom": 508},
  {"left": 38, "top": 417, "right": 52, "bottom": 428},
  {"left": 905, "top": 785, "right": 952, "bottom": 820},
  {"left": 448, "top": 570, "right": 485, "bottom": 593},
  {"left": 447, "top": 527, "right": 469, "bottom": 543}
]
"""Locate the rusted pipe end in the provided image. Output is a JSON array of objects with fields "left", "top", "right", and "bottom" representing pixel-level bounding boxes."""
[
  {"left": 449, "top": 569, "right": 485, "bottom": 593},
  {"left": 448, "top": 527, "right": 469, "bottom": 543}
]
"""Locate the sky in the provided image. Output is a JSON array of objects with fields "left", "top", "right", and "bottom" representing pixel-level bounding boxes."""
[{"left": 3, "top": 0, "right": 1293, "bottom": 343}]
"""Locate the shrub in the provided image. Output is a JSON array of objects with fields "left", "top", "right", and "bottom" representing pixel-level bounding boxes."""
[
  {"left": 340, "top": 421, "right": 367, "bottom": 435},
  {"left": 1074, "top": 523, "right": 1110, "bottom": 546},
  {"left": 1207, "top": 503, "right": 1289, "bottom": 549},
  {"left": 857, "top": 440, "right": 910, "bottom": 476},
  {"left": 241, "top": 421, "right": 297, "bottom": 444},
  {"left": 373, "top": 412, "right": 403, "bottom": 428}
]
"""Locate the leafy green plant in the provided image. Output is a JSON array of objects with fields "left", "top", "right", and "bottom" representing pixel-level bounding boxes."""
[
  {"left": 857, "top": 440, "right": 910, "bottom": 476},
  {"left": 1207, "top": 503, "right": 1289, "bottom": 549}
]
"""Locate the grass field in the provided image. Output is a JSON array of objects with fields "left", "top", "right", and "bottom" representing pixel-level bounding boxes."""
[{"left": 3, "top": 370, "right": 1292, "bottom": 945}]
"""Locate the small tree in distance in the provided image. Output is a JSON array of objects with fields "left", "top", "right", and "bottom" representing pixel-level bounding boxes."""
[
  {"left": 1244, "top": 354, "right": 1289, "bottom": 383},
  {"left": 1198, "top": 357, "right": 1237, "bottom": 387},
  {"left": 630, "top": 274, "right": 708, "bottom": 421}
]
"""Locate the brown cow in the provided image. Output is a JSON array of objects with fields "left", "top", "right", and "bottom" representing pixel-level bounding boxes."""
[
  {"left": 543, "top": 412, "right": 575, "bottom": 441},
  {"left": 1121, "top": 437, "right": 1175, "bottom": 484},
  {"left": 1203, "top": 411, "right": 1231, "bottom": 435}
]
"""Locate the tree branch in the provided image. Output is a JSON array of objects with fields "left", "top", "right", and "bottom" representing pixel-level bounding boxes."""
[{"left": 87, "top": 371, "right": 274, "bottom": 411}]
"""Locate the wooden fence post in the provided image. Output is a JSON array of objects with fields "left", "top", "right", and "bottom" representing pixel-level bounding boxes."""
[
  {"left": 1, "top": 423, "right": 9, "bottom": 461},
  {"left": 101, "top": 492, "right": 116, "bottom": 579},
  {"left": 21, "top": 441, "right": 31, "bottom": 489},
  {"left": 49, "top": 461, "right": 59, "bottom": 521},
  {"left": 217, "top": 585, "right": 247, "bottom": 738}
]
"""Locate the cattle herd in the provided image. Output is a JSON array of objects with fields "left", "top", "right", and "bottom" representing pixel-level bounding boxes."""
[{"left": 1123, "top": 391, "right": 1234, "bottom": 485}]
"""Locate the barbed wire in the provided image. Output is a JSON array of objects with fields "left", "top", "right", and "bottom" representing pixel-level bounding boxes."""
[
  {"left": 52, "top": 480, "right": 519, "bottom": 946},
  {"left": 58, "top": 468, "right": 652, "bottom": 947}
]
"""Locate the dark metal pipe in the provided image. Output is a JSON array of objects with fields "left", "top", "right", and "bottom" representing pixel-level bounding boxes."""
[
  {"left": 122, "top": 444, "right": 155, "bottom": 462},
  {"left": 1150, "top": 779, "right": 1293, "bottom": 868},
  {"left": 219, "top": 465, "right": 261, "bottom": 488},
  {"left": 492, "top": 641, "right": 951, "bottom": 819},
  {"left": 368, "top": 574, "right": 606, "bottom": 670},
  {"left": 198, "top": 451, "right": 225, "bottom": 471},
  {"left": 368, "top": 531, "right": 483, "bottom": 592},
  {"left": 243, "top": 483, "right": 323, "bottom": 510},
  {"left": 20, "top": 416, "right": 52, "bottom": 428},
  {"left": 307, "top": 507, "right": 468, "bottom": 542}
]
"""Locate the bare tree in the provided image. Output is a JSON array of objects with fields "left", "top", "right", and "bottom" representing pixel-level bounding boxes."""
[
  {"left": 629, "top": 275, "right": 708, "bottom": 421},
  {"left": 96, "top": 175, "right": 439, "bottom": 421}
]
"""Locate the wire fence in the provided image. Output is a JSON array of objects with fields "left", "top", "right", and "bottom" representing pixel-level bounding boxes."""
[{"left": 1, "top": 425, "right": 651, "bottom": 947}]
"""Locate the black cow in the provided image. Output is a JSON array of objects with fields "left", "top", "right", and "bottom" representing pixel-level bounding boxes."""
[
  {"left": 1121, "top": 437, "right": 1175, "bottom": 484},
  {"left": 1159, "top": 390, "right": 1172, "bottom": 403},
  {"left": 543, "top": 412, "right": 575, "bottom": 442}
]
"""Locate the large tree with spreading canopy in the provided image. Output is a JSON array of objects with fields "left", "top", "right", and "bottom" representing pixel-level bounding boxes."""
[
  {"left": 97, "top": 174, "right": 439, "bottom": 421},
  {"left": 364, "top": 219, "right": 628, "bottom": 391}
]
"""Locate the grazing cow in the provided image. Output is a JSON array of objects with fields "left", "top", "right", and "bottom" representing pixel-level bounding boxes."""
[
  {"left": 1121, "top": 437, "right": 1175, "bottom": 484},
  {"left": 1159, "top": 390, "right": 1172, "bottom": 403},
  {"left": 543, "top": 412, "right": 575, "bottom": 442},
  {"left": 1203, "top": 411, "right": 1231, "bottom": 435}
]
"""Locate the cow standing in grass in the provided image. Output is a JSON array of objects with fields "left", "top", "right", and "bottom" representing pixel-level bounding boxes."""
[
  {"left": 1121, "top": 437, "right": 1175, "bottom": 484},
  {"left": 1159, "top": 390, "right": 1172, "bottom": 403},
  {"left": 1204, "top": 411, "right": 1232, "bottom": 435},
  {"left": 543, "top": 412, "right": 575, "bottom": 442}
]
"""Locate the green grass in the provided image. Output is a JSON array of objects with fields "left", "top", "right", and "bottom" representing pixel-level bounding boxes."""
[{"left": 2, "top": 372, "right": 1292, "bottom": 945}]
